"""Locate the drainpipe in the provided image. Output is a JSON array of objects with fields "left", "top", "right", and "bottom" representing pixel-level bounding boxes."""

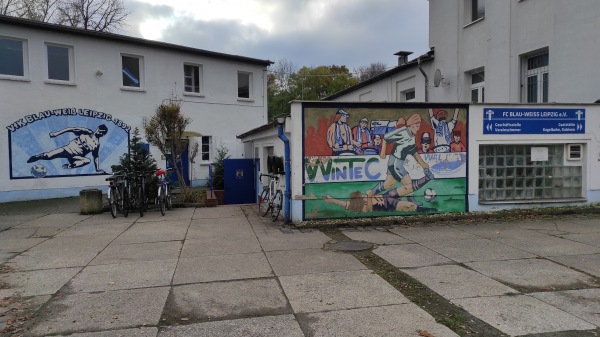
[
  {"left": 418, "top": 57, "right": 429, "bottom": 102},
  {"left": 277, "top": 117, "right": 291, "bottom": 224}
]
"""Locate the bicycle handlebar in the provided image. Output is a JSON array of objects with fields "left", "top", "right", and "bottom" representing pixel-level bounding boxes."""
[{"left": 260, "top": 173, "right": 279, "bottom": 180}]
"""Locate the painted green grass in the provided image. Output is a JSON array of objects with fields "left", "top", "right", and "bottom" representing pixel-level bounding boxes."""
[{"left": 304, "top": 178, "right": 466, "bottom": 219}]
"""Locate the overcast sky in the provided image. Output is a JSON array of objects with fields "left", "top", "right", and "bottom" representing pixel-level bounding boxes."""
[{"left": 122, "top": 0, "right": 430, "bottom": 71}]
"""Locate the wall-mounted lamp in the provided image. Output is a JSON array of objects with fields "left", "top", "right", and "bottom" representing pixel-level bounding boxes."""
[{"left": 95, "top": 70, "right": 103, "bottom": 76}]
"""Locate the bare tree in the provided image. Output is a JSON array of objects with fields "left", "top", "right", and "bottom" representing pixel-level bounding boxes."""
[
  {"left": 268, "top": 59, "right": 297, "bottom": 92},
  {"left": 4, "top": 0, "right": 129, "bottom": 32},
  {"left": 57, "top": 0, "right": 129, "bottom": 32},
  {"left": 354, "top": 62, "right": 388, "bottom": 82}
]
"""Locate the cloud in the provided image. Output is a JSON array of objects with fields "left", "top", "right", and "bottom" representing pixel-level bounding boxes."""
[{"left": 122, "top": 0, "right": 429, "bottom": 69}]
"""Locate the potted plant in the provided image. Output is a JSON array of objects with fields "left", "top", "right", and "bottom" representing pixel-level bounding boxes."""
[{"left": 210, "top": 143, "right": 229, "bottom": 205}]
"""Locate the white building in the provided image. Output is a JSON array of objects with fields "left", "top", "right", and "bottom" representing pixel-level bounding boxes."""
[
  {"left": 0, "top": 16, "right": 271, "bottom": 202},
  {"left": 329, "top": 0, "right": 600, "bottom": 104}
]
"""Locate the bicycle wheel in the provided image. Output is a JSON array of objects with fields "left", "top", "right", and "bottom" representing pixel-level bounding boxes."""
[
  {"left": 122, "top": 187, "right": 130, "bottom": 217},
  {"left": 138, "top": 185, "right": 145, "bottom": 217},
  {"left": 109, "top": 186, "right": 117, "bottom": 218},
  {"left": 165, "top": 185, "right": 172, "bottom": 210},
  {"left": 259, "top": 189, "right": 271, "bottom": 216},
  {"left": 158, "top": 186, "right": 166, "bottom": 216},
  {"left": 270, "top": 190, "right": 283, "bottom": 221}
]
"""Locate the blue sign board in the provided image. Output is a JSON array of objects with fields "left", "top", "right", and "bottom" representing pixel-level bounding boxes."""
[{"left": 483, "top": 108, "right": 585, "bottom": 134}]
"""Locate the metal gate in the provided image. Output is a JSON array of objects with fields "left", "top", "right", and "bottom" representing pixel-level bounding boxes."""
[
  {"left": 223, "top": 158, "right": 257, "bottom": 205},
  {"left": 166, "top": 142, "right": 190, "bottom": 187}
]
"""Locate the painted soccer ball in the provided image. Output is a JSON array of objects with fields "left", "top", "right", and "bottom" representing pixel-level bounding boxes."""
[
  {"left": 424, "top": 188, "right": 437, "bottom": 202},
  {"left": 31, "top": 164, "right": 47, "bottom": 178}
]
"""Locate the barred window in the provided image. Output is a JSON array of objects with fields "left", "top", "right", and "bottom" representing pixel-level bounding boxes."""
[{"left": 479, "top": 144, "right": 582, "bottom": 202}]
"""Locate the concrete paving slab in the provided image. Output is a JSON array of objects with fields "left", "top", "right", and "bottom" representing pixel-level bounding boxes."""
[
  {"left": 373, "top": 244, "right": 452, "bottom": 268},
  {"left": 68, "top": 259, "right": 177, "bottom": 292},
  {"left": 53, "top": 327, "right": 159, "bottom": 337},
  {"left": 531, "top": 289, "right": 600, "bottom": 327},
  {"left": 0, "top": 238, "right": 46, "bottom": 253},
  {"left": 453, "top": 295, "right": 596, "bottom": 336},
  {"left": 193, "top": 206, "right": 246, "bottom": 219},
  {"left": 0, "top": 267, "right": 80, "bottom": 297},
  {"left": 341, "top": 229, "right": 412, "bottom": 245},
  {"left": 300, "top": 304, "right": 459, "bottom": 337},
  {"left": 165, "top": 279, "right": 291, "bottom": 322},
  {"left": 266, "top": 249, "right": 366, "bottom": 276},
  {"left": 278, "top": 270, "right": 409, "bottom": 313},
  {"left": 90, "top": 241, "right": 183, "bottom": 265},
  {"left": 180, "top": 237, "right": 262, "bottom": 258},
  {"left": 15, "top": 213, "right": 90, "bottom": 228},
  {"left": 559, "top": 232, "right": 600, "bottom": 247},
  {"left": 491, "top": 232, "right": 600, "bottom": 257},
  {"left": 190, "top": 217, "right": 250, "bottom": 226},
  {"left": 549, "top": 254, "right": 600, "bottom": 278},
  {"left": 5, "top": 249, "right": 98, "bottom": 270},
  {"left": 389, "top": 225, "right": 480, "bottom": 243},
  {"left": 28, "top": 287, "right": 169, "bottom": 337},
  {"left": 173, "top": 253, "right": 272, "bottom": 284},
  {"left": 421, "top": 238, "right": 536, "bottom": 262},
  {"left": 0, "top": 252, "right": 15, "bottom": 264},
  {"left": 158, "top": 315, "right": 303, "bottom": 337},
  {"left": 449, "top": 224, "right": 532, "bottom": 239},
  {"left": 185, "top": 224, "right": 255, "bottom": 241},
  {"left": 112, "top": 221, "right": 189, "bottom": 244},
  {"left": 466, "top": 259, "right": 596, "bottom": 290},
  {"left": 56, "top": 223, "right": 130, "bottom": 238},
  {"left": 256, "top": 231, "right": 330, "bottom": 252},
  {"left": 28, "top": 235, "right": 114, "bottom": 252},
  {"left": 557, "top": 218, "right": 600, "bottom": 233},
  {"left": 81, "top": 214, "right": 138, "bottom": 225},
  {"left": 402, "top": 264, "right": 519, "bottom": 299},
  {"left": 30, "top": 226, "right": 70, "bottom": 237},
  {"left": 0, "top": 228, "right": 37, "bottom": 240}
]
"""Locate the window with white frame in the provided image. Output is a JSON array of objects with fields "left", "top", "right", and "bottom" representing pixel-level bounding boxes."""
[
  {"left": 0, "top": 36, "right": 27, "bottom": 78},
  {"left": 404, "top": 89, "right": 416, "bottom": 102},
  {"left": 479, "top": 144, "right": 582, "bottom": 202},
  {"left": 237, "top": 71, "right": 252, "bottom": 99},
  {"left": 470, "top": 0, "right": 485, "bottom": 22},
  {"left": 523, "top": 52, "right": 549, "bottom": 103},
  {"left": 470, "top": 70, "right": 485, "bottom": 103},
  {"left": 121, "top": 54, "right": 143, "bottom": 88},
  {"left": 184, "top": 63, "right": 203, "bottom": 94},
  {"left": 201, "top": 136, "right": 212, "bottom": 162},
  {"left": 46, "top": 43, "right": 74, "bottom": 82}
]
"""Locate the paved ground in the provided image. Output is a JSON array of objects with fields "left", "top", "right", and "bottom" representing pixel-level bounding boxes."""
[{"left": 0, "top": 200, "right": 599, "bottom": 337}]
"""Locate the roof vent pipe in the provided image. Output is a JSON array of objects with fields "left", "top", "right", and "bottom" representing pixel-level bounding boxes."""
[{"left": 394, "top": 51, "right": 413, "bottom": 66}]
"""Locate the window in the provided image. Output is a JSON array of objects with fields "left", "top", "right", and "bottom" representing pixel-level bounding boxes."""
[
  {"left": 479, "top": 144, "right": 582, "bottom": 202},
  {"left": 0, "top": 37, "right": 27, "bottom": 78},
  {"left": 524, "top": 52, "right": 549, "bottom": 103},
  {"left": 237, "top": 71, "right": 252, "bottom": 99},
  {"left": 470, "top": 70, "right": 485, "bottom": 103},
  {"left": 201, "top": 136, "right": 212, "bottom": 161},
  {"left": 471, "top": 0, "right": 485, "bottom": 22},
  {"left": 184, "top": 63, "right": 203, "bottom": 94},
  {"left": 121, "top": 54, "right": 143, "bottom": 88},
  {"left": 404, "top": 89, "right": 416, "bottom": 102},
  {"left": 46, "top": 43, "right": 73, "bottom": 82}
]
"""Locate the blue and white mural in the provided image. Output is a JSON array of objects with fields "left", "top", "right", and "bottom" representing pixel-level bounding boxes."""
[{"left": 7, "top": 108, "right": 130, "bottom": 179}]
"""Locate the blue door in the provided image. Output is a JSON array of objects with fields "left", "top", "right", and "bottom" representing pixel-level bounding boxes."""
[
  {"left": 166, "top": 142, "right": 190, "bottom": 187},
  {"left": 224, "top": 159, "right": 256, "bottom": 204}
]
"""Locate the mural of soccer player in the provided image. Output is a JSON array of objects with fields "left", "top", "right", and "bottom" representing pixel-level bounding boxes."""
[
  {"left": 372, "top": 114, "right": 434, "bottom": 205},
  {"left": 351, "top": 117, "right": 373, "bottom": 154},
  {"left": 27, "top": 124, "right": 108, "bottom": 172},
  {"left": 323, "top": 189, "right": 436, "bottom": 214},
  {"left": 429, "top": 108, "right": 459, "bottom": 153},
  {"left": 451, "top": 130, "right": 466, "bottom": 152},
  {"left": 418, "top": 132, "right": 433, "bottom": 154},
  {"left": 326, "top": 108, "right": 358, "bottom": 155}
]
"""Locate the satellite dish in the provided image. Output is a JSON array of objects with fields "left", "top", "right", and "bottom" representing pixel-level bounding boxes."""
[{"left": 433, "top": 69, "right": 442, "bottom": 87}]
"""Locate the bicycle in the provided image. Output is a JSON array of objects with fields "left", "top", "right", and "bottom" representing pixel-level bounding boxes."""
[
  {"left": 258, "top": 173, "right": 283, "bottom": 221},
  {"left": 155, "top": 169, "right": 172, "bottom": 216},
  {"left": 106, "top": 172, "right": 128, "bottom": 218}
]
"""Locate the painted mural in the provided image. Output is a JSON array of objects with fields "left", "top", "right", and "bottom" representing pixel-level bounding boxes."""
[
  {"left": 7, "top": 108, "right": 130, "bottom": 179},
  {"left": 303, "top": 105, "right": 468, "bottom": 220}
]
